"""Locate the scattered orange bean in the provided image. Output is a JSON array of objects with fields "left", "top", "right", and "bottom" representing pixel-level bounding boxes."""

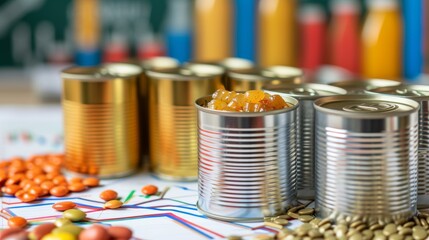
[
  {"left": 33, "top": 175, "right": 47, "bottom": 184},
  {"left": 40, "top": 181, "right": 55, "bottom": 190},
  {"left": 1, "top": 184, "right": 21, "bottom": 195},
  {"left": 52, "top": 201, "right": 76, "bottom": 211},
  {"left": 104, "top": 200, "right": 123, "bottom": 209},
  {"left": 69, "top": 177, "right": 83, "bottom": 184},
  {"left": 83, "top": 177, "right": 100, "bottom": 187},
  {"left": 18, "top": 192, "right": 38, "bottom": 203},
  {"left": 52, "top": 175, "right": 67, "bottom": 185},
  {"left": 8, "top": 216, "right": 27, "bottom": 228},
  {"left": 28, "top": 186, "right": 44, "bottom": 197},
  {"left": 68, "top": 182, "right": 86, "bottom": 192},
  {"left": 99, "top": 190, "right": 118, "bottom": 201},
  {"left": 50, "top": 186, "right": 69, "bottom": 197},
  {"left": 141, "top": 184, "right": 158, "bottom": 195}
]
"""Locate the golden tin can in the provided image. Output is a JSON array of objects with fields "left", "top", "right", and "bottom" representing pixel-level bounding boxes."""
[
  {"left": 147, "top": 65, "right": 224, "bottom": 180},
  {"left": 227, "top": 66, "right": 303, "bottom": 91},
  {"left": 139, "top": 57, "right": 180, "bottom": 163},
  {"left": 62, "top": 64, "right": 142, "bottom": 178}
]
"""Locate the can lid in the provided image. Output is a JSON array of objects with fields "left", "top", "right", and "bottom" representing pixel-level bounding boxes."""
[
  {"left": 263, "top": 66, "right": 303, "bottom": 78},
  {"left": 146, "top": 64, "right": 224, "bottom": 81},
  {"left": 370, "top": 84, "right": 429, "bottom": 101},
  {"left": 264, "top": 83, "right": 347, "bottom": 99},
  {"left": 219, "top": 58, "right": 254, "bottom": 70},
  {"left": 314, "top": 95, "right": 419, "bottom": 118},
  {"left": 329, "top": 79, "right": 401, "bottom": 92},
  {"left": 227, "top": 68, "right": 273, "bottom": 81},
  {"left": 62, "top": 64, "right": 142, "bottom": 81},
  {"left": 141, "top": 56, "right": 180, "bottom": 70}
]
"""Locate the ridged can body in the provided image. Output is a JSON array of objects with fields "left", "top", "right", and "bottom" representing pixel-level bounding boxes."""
[
  {"left": 329, "top": 79, "right": 401, "bottom": 94},
  {"left": 139, "top": 57, "right": 180, "bottom": 163},
  {"left": 62, "top": 64, "right": 141, "bottom": 178},
  {"left": 227, "top": 66, "right": 303, "bottom": 91},
  {"left": 370, "top": 85, "right": 429, "bottom": 208},
  {"left": 265, "top": 84, "right": 347, "bottom": 200},
  {"left": 315, "top": 95, "right": 419, "bottom": 223},
  {"left": 147, "top": 65, "right": 224, "bottom": 180},
  {"left": 195, "top": 95, "right": 299, "bottom": 221}
]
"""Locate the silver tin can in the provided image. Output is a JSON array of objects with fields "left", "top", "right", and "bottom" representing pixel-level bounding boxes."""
[
  {"left": 314, "top": 95, "right": 419, "bottom": 223},
  {"left": 329, "top": 79, "right": 401, "bottom": 94},
  {"left": 195, "top": 94, "right": 299, "bottom": 221},
  {"left": 370, "top": 84, "right": 429, "bottom": 208},
  {"left": 265, "top": 84, "right": 347, "bottom": 200}
]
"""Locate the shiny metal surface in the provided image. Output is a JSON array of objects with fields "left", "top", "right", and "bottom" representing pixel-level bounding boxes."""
[
  {"left": 370, "top": 84, "right": 429, "bottom": 208},
  {"left": 62, "top": 64, "right": 141, "bottom": 178},
  {"left": 314, "top": 95, "right": 419, "bottom": 223},
  {"left": 147, "top": 66, "right": 224, "bottom": 181},
  {"left": 329, "top": 79, "right": 401, "bottom": 94},
  {"left": 227, "top": 66, "right": 302, "bottom": 91},
  {"left": 266, "top": 84, "right": 346, "bottom": 200},
  {"left": 195, "top": 95, "right": 298, "bottom": 221}
]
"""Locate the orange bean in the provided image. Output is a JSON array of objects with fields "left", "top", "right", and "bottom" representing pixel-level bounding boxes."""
[
  {"left": 28, "top": 186, "right": 44, "bottom": 197},
  {"left": 141, "top": 184, "right": 158, "bottom": 195},
  {"left": 14, "top": 189, "right": 26, "bottom": 198},
  {"left": 0, "top": 171, "right": 7, "bottom": 185},
  {"left": 25, "top": 168, "right": 43, "bottom": 179},
  {"left": 19, "top": 179, "right": 32, "bottom": 188},
  {"left": 99, "top": 190, "right": 118, "bottom": 201},
  {"left": 7, "top": 216, "right": 27, "bottom": 228},
  {"left": 45, "top": 171, "right": 61, "bottom": 180},
  {"left": 1, "top": 184, "right": 21, "bottom": 195},
  {"left": 33, "top": 175, "right": 47, "bottom": 184},
  {"left": 43, "top": 164, "right": 60, "bottom": 173},
  {"left": 104, "top": 200, "right": 123, "bottom": 209},
  {"left": 68, "top": 182, "right": 86, "bottom": 192},
  {"left": 50, "top": 186, "right": 69, "bottom": 197},
  {"left": 40, "top": 181, "right": 55, "bottom": 190},
  {"left": 52, "top": 201, "right": 76, "bottom": 211},
  {"left": 69, "top": 177, "right": 83, "bottom": 184},
  {"left": 83, "top": 177, "right": 100, "bottom": 187},
  {"left": 52, "top": 175, "right": 67, "bottom": 185},
  {"left": 5, "top": 173, "right": 25, "bottom": 186},
  {"left": 17, "top": 192, "right": 38, "bottom": 203}
]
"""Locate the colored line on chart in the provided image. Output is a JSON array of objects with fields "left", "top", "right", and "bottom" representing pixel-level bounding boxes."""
[{"left": 123, "top": 190, "right": 135, "bottom": 203}]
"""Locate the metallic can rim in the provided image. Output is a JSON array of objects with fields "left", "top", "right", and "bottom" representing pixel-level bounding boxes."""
[
  {"left": 263, "top": 65, "right": 304, "bottom": 78},
  {"left": 147, "top": 66, "right": 224, "bottom": 81},
  {"left": 219, "top": 58, "right": 254, "bottom": 70},
  {"left": 370, "top": 84, "right": 429, "bottom": 101},
  {"left": 196, "top": 201, "right": 265, "bottom": 222},
  {"left": 195, "top": 94, "right": 299, "bottom": 117},
  {"left": 141, "top": 56, "right": 180, "bottom": 70},
  {"left": 62, "top": 64, "right": 142, "bottom": 81},
  {"left": 264, "top": 83, "right": 347, "bottom": 99},
  {"left": 329, "top": 79, "right": 401, "bottom": 90},
  {"left": 314, "top": 95, "right": 420, "bottom": 118},
  {"left": 227, "top": 68, "right": 274, "bottom": 81}
]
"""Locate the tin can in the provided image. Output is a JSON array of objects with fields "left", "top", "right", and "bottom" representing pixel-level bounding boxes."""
[
  {"left": 62, "top": 64, "right": 142, "bottom": 178},
  {"left": 314, "top": 95, "right": 419, "bottom": 223},
  {"left": 195, "top": 94, "right": 299, "bottom": 221},
  {"left": 227, "top": 66, "right": 303, "bottom": 92},
  {"left": 139, "top": 57, "right": 180, "bottom": 163},
  {"left": 370, "top": 84, "right": 429, "bottom": 208},
  {"left": 328, "top": 79, "right": 401, "bottom": 94},
  {"left": 265, "top": 83, "right": 347, "bottom": 200},
  {"left": 147, "top": 65, "right": 224, "bottom": 180}
]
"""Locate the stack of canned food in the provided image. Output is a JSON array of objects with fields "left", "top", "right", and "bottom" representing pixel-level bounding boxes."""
[{"left": 61, "top": 57, "right": 429, "bottom": 228}]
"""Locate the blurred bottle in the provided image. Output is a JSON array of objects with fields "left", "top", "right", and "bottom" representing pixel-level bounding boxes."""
[
  {"left": 137, "top": 33, "right": 165, "bottom": 60},
  {"left": 329, "top": 0, "right": 360, "bottom": 74},
  {"left": 403, "top": 0, "right": 423, "bottom": 81},
  {"left": 194, "top": 0, "right": 232, "bottom": 61},
  {"left": 361, "top": 0, "right": 402, "bottom": 80},
  {"left": 298, "top": 4, "right": 327, "bottom": 74},
  {"left": 166, "top": 0, "right": 192, "bottom": 63},
  {"left": 234, "top": 0, "right": 257, "bottom": 62},
  {"left": 258, "top": 0, "right": 296, "bottom": 67},
  {"left": 74, "top": 0, "right": 101, "bottom": 66}
]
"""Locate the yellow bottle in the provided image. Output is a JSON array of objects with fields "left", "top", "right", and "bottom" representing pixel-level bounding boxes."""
[
  {"left": 361, "top": 0, "right": 402, "bottom": 80},
  {"left": 194, "top": 0, "right": 232, "bottom": 61},
  {"left": 258, "top": 0, "right": 296, "bottom": 67}
]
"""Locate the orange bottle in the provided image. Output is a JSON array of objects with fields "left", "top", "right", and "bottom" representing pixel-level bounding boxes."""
[
  {"left": 194, "top": 0, "right": 232, "bottom": 61},
  {"left": 258, "top": 0, "right": 296, "bottom": 67},
  {"left": 361, "top": 0, "right": 402, "bottom": 80}
]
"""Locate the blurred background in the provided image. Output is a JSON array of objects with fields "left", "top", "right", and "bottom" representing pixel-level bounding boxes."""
[{"left": 0, "top": 0, "right": 428, "bottom": 104}]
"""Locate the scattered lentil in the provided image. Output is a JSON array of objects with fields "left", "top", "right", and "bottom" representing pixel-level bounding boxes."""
[
  {"left": 104, "top": 199, "right": 123, "bottom": 209},
  {"left": 141, "top": 184, "right": 158, "bottom": 195},
  {"left": 52, "top": 201, "right": 76, "bottom": 211},
  {"left": 63, "top": 209, "right": 86, "bottom": 222},
  {"left": 7, "top": 216, "right": 27, "bottom": 228},
  {"left": 99, "top": 189, "right": 118, "bottom": 201}
]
